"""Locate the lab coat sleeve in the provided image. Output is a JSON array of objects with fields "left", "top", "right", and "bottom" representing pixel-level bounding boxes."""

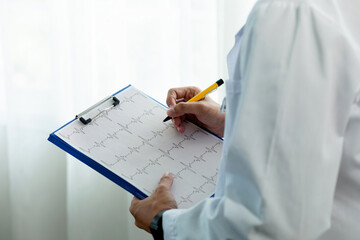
[{"left": 163, "top": 1, "right": 358, "bottom": 239}]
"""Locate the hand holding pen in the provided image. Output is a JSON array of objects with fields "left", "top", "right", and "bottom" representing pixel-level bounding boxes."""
[{"left": 164, "top": 79, "right": 225, "bottom": 138}]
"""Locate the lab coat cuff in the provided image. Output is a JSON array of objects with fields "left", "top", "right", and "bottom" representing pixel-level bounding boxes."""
[{"left": 163, "top": 208, "right": 187, "bottom": 240}]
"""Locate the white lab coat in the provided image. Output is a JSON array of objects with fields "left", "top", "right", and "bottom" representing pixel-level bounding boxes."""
[{"left": 163, "top": 0, "right": 360, "bottom": 239}]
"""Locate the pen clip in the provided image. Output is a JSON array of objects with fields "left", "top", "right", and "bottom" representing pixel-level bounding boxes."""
[
  {"left": 203, "top": 79, "right": 223, "bottom": 99},
  {"left": 220, "top": 97, "right": 226, "bottom": 113},
  {"left": 203, "top": 86, "right": 219, "bottom": 99}
]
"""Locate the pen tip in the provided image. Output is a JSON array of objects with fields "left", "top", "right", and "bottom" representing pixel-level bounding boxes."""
[{"left": 163, "top": 116, "right": 171, "bottom": 122}]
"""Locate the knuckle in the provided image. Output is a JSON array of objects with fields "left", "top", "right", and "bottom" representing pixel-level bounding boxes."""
[
  {"left": 191, "top": 86, "right": 201, "bottom": 93},
  {"left": 167, "top": 88, "right": 176, "bottom": 96},
  {"left": 176, "top": 102, "right": 186, "bottom": 110},
  {"left": 129, "top": 205, "right": 135, "bottom": 215},
  {"left": 162, "top": 174, "right": 170, "bottom": 180},
  {"left": 129, "top": 202, "right": 138, "bottom": 216},
  {"left": 156, "top": 184, "right": 167, "bottom": 193}
]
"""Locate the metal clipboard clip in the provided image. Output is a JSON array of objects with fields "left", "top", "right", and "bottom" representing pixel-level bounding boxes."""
[{"left": 75, "top": 96, "right": 120, "bottom": 125}]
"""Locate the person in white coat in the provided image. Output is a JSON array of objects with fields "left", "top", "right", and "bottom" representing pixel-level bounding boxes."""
[{"left": 129, "top": 0, "right": 360, "bottom": 239}]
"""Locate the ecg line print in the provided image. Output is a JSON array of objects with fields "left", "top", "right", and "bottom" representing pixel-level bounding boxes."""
[
  {"left": 176, "top": 170, "right": 219, "bottom": 207},
  {"left": 58, "top": 92, "right": 149, "bottom": 140},
  {"left": 103, "top": 123, "right": 174, "bottom": 167},
  {"left": 57, "top": 87, "right": 223, "bottom": 209},
  {"left": 77, "top": 106, "right": 167, "bottom": 156},
  {"left": 120, "top": 129, "right": 216, "bottom": 181},
  {"left": 172, "top": 142, "right": 221, "bottom": 179},
  {"left": 116, "top": 105, "right": 164, "bottom": 135}
]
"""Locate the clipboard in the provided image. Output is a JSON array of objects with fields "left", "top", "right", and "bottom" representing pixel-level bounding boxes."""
[
  {"left": 48, "top": 84, "right": 223, "bottom": 208},
  {"left": 48, "top": 85, "right": 148, "bottom": 199}
]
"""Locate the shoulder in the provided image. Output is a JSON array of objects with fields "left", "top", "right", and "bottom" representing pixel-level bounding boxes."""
[
  {"left": 248, "top": 0, "right": 356, "bottom": 40},
  {"left": 242, "top": 0, "right": 352, "bottom": 51},
  {"left": 249, "top": 0, "right": 338, "bottom": 26},
  {"left": 241, "top": 0, "right": 360, "bottom": 102}
]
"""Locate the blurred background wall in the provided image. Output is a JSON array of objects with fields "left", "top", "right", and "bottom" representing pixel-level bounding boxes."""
[{"left": 0, "top": 0, "right": 255, "bottom": 239}]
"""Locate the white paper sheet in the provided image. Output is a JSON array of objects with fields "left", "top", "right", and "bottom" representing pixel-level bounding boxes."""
[{"left": 55, "top": 86, "right": 223, "bottom": 209}]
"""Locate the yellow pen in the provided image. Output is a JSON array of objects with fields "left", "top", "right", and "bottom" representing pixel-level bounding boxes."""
[{"left": 163, "top": 79, "right": 224, "bottom": 122}]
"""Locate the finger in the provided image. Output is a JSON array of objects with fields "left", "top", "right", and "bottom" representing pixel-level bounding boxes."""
[
  {"left": 176, "top": 98, "right": 185, "bottom": 103},
  {"left": 158, "top": 172, "right": 174, "bottom": 191},
  {"left": 166, "top": 87, "right": 201, "bottom": 107},
  {"left": 177, "top": 124, "right": 185, "bottom": 134},
  {"left": 129, "top": 197, "right": 140, "bottom": 216},
  {"left": 174, "top": 117, "right": 181, "bottom": 127},
  {"left": 166, "top": 90, "right": 177, "bottom": 107},
  {"left": 173, "top": 116, "right": 186, "bottom": 133},
  {"left": 131, "top": 197, "right": 140, "bottom": 205},
  {"left": 167, "top": 102, "right": 205, "bottom": 118}
]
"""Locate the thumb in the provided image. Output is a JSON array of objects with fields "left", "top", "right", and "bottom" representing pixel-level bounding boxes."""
[
  {"left": 158, "top": 172, "right": 174, "bottom": 191},
  {"left": 167, "top": 102, "right": 204, "bottom": 118}
]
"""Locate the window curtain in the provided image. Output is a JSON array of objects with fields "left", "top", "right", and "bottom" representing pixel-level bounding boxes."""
[{"left": 0, "top": 0, "right": 254, "bottom": 239}]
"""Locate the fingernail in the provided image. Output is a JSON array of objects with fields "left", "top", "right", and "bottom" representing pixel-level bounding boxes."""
[
  {"left": 174, "top": 118, "right": 180, "bottom": 126},
  {"left": 163, "top": 171, "right": 170, "bottom": 177},
  {"left": 167, "top": 107, "right": 175, "bottom": 116},
  {"left": 176, "top": 126, "right": 181, "bottom": 132}
]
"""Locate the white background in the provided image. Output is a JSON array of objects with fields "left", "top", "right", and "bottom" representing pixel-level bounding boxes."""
[{"left": 0, "top": 0, "right": 255, "bottom": 239}]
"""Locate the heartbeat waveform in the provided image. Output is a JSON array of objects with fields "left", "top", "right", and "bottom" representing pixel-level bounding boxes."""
[
  {"left": 57, "top": 87, "right": 223, "bottom": 209},
  {"left": 122, "top": 140, "right": 220, "bottom": 182},
  {"left": 60, "top": 92, "right": 157, "bottom": 141},
  {"left": 177, "top": 170, "right": 219, "bottom": 207},
  {"left": 72, "top": 106, "right": 167, "bottom": 157}
]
